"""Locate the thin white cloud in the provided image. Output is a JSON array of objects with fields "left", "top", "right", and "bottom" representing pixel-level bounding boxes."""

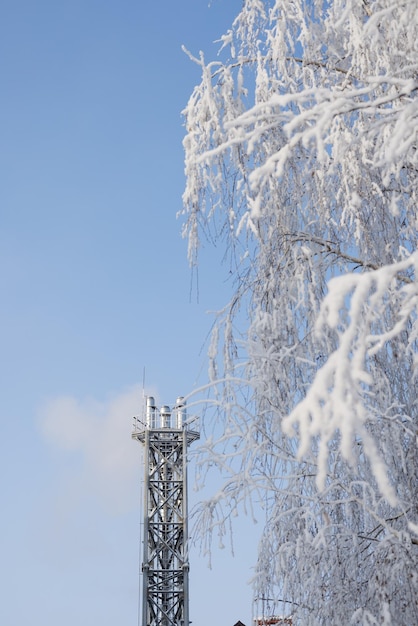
[{"left": 39, "top": 384, "right": 148, "bottom": 515}]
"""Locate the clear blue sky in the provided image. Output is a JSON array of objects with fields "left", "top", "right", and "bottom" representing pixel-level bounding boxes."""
[{"left": 0, "top": 1, "right": 257, "bottom": 625}]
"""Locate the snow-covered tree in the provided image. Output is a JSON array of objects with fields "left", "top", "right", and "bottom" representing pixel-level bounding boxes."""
[{"left": 181, "top": 1, "right": 418, "bottom": 623}]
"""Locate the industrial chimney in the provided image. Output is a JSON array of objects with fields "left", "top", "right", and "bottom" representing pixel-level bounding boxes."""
[{"left": 132, "top": 395, "right": 199, "bottom": 626}]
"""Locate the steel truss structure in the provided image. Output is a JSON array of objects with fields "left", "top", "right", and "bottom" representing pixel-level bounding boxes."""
[{"left": 132, "top": 397, "right": 199, "bottom": 626}]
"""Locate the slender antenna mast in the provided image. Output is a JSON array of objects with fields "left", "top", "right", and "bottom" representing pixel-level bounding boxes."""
[{"left": 132, "top": 395, "right": 199, "bottom": 626}]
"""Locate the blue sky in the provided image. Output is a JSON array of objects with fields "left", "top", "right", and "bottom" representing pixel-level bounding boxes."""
[{"left": 1, "top": 1, "right": 258, "bottom": 625}]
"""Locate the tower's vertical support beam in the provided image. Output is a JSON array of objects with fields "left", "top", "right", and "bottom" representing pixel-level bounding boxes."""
[
  {"left": 132, "top": 396, "right": 199, "bottom": 626},
  {"left": 182, "top": 427, "right": 190, "bottom": 626},
  {"left": 141, "top": 428, "right": 150, "bottom": 626}
]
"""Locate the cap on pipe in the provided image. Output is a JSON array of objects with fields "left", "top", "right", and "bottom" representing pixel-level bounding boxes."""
[{"left": 160, "top": 405, "right": 171, "bottom": 428}]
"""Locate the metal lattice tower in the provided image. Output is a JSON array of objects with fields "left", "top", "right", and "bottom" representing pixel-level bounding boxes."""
[{"left": 132, "top": 396, "right": 199, "bottom": 626}]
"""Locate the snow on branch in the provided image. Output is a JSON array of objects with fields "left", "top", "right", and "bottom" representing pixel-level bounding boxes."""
[{"left": 283, "top": 252, "right": 418, "bottom": 504}]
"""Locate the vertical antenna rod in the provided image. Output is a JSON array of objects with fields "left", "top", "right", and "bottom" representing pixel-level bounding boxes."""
[{"left": 132, "top": 395, "right": 199, "bottom": 626}]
